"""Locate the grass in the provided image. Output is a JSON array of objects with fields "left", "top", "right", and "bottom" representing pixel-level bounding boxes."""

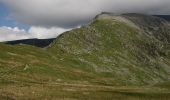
[{"left": 0, "top": 82, "right": 170, "bottom": 100}]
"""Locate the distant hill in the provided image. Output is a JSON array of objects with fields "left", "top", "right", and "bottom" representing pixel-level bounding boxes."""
[
  {"left": 6, "top": 38, "right": 55, "bottom": 47},
  {"left": 154, "top": 15, "right": 170, "bottom": 22}
]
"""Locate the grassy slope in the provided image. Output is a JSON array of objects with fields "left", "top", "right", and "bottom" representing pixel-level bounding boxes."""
[
  {"left": 49, "top": 14, "right": 170, "bottom": 85},
  {"left": 0, "top": 14, "right": 170, "bottom": 99}
]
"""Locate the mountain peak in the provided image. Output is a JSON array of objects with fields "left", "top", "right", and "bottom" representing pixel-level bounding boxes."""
[
  {"left": 94, "top": 12, "right": 119, "bottom": 19},
  {"left": 94, "top": 12, "right": 141, "bottom": 29}
]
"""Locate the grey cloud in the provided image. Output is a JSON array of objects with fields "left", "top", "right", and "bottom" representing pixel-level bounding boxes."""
[{"left": 1, "top": 0, "right": 170, "bottom": 28}]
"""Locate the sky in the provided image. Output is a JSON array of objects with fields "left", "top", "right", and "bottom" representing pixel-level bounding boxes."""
[{"left": 0, "top": 0, "right": 170, "bottom": 41}]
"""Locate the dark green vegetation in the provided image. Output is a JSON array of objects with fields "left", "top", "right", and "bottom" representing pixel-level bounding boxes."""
[{"left": 0, "top": 13, "right": 170, "bottom": 99}]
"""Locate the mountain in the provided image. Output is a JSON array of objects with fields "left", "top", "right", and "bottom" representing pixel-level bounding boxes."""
[
  {"left": 0, "top": 13, "right": 170, "bottom": 99},
  {"left": 49, "top": 13, "right": 170, "bottom": 85},
  {"left": 6, "top": 38, "right": 55, "bottom": 48}
]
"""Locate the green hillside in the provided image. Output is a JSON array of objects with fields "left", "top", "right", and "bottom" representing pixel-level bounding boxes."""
[
  {"left": 0, "top": 13, "right": 170, "bottom": 99},
  {"left": 49, "top": 13, "right": 170, "bottom": 85}
]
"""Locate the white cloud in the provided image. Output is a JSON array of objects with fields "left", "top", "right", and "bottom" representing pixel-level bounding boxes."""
[
  {"left": 28, "top": 26, "right": 71, "bottom": 39},
  {"left": 1, "top": 0, "right": 170, "bottom": 28},
  {"left": 0, "top": 26, "right": 31, "bottom": 42},
  {"left": 0, "top": 26, "right": 69, "bottom": 42}
]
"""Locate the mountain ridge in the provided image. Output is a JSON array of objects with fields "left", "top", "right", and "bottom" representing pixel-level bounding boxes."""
[{"left": 2, "top": 14, "right": 170, "bottom": 48}]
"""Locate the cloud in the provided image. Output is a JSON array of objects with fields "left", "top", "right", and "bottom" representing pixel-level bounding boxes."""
[
  {"left": 1, "top": 0, "right": 170, "bottom": 28},
  {"left": 0, "top": 26, "right": 69, "bottom": 42},
  {"left": 28, "top": 26, "right": 71, "bottom": 39},
  {"left": 0, "top": 26, "right": 31, "bottom": 41}
]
